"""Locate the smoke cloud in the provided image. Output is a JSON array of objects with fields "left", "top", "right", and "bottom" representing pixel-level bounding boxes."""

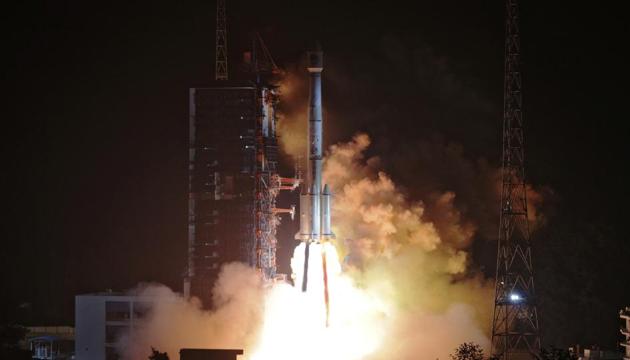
[
  {"left": 118, "top": 52, "right": 549, "bottom": 359},
  {"left": 117, "top": 263, "right": 265, "bottom": 359},
  {"left": 119, "top": 133, "right": 497, "bottom": 360},
  {"left": 276, "top": 63, "right": 309, "bottom": 160},
  {"left": 323, "top": 133, "right": 493, "bottom": 359}
]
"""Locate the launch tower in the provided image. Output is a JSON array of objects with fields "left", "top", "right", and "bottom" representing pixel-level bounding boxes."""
[
  {"left": 184, "top": 0, "right": 298, "bottom": 305},
  {"left": 491, "top": 0, "right": 542, "bottom": 359}
]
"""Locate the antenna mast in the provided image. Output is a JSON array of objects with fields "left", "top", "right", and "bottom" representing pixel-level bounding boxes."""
[
  {"left": 491, "top": 0, "right": 542, "bottom": 359},
  {"left": 215, "top": 0, "right": 228, "bottom": 80}
]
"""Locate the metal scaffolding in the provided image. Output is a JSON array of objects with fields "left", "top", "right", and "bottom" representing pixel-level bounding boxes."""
[
  {"left": 184, "top": 3, "right": 298, "bottom": 303},
  {"left": 215, "top": 0, "right": 228, "bottom": 80},
  {"left": 253, "top": 86, "right": 298, "bottom": 281}
]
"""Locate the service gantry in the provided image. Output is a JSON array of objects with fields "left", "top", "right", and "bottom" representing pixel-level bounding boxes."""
[{"left": 184, "top": 0, "right": 298, "bottom": 306}]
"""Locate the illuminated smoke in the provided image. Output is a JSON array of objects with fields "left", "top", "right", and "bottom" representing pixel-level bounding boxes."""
[
  {"left": 119, "top": 246, "right": 387, "bottom": 360},
  {"left": 252, "top": 242, "right": 387, "bottom": 360},
  {"left": 276, "top": 64, "right": 308, "bottom": 159},
  {"left": 113, "top": 64, "right": 557, "bottom": 359},
  {"left": 119, "top": 134, "right": 497, "bottom": 360},
  {"left": 322, "top": 133, "right": 493, "bottom": 359},
  {"left": 117, "top": 263, "right": 265, "bottom": 359}
]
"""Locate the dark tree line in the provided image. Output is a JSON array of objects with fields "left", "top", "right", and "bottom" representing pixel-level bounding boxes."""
[
  {"left": 449, "top": 342, "right": 577, "bottom": 360},
  {"left": 149, "top": 347, "right": 169, "bottom": 360}
]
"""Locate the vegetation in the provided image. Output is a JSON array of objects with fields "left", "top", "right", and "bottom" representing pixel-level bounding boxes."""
[
  {"left": 450, "top": 342, "right": 485, "bottom": 360},
  {"left": 0, "top": 324, "right": 28, "bottom": 347},
  {"left": 149, "top": 347, "right": 170, "bottom": 360},
  {"left": 449, "top": 343, "right": 578, "bottom": 360},
  {"left": 539, "top": 346, "right": 577, "bottom": 360},
  {"left": 0, "top": 324, "right": 31, "bottom": 360}
]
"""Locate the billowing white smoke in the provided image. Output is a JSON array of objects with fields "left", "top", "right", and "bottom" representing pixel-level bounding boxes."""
[
  {"left": 117, "top": 263, "right": 265, "bottom": 359},
  {"left": 118, "top": 134, "right": 493, "bottom": 360},
  {"left": 323, "top": 133, "right": 493, "bottom": 360}
]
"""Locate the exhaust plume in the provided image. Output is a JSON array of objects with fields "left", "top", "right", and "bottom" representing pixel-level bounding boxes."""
[
  {"left": 116, "top": 60, "right": 554, "bottom": 360},
  {"left": 119, "top": 133, "right": 495, "bottom": 360}
]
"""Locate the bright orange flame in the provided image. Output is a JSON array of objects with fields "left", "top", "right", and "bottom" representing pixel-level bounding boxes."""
[{"left": 250, "top": 242, "right": 389, "bottom": 360}]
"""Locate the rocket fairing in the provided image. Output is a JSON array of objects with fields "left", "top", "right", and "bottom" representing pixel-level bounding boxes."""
[{"left": 295, "top": 46, "right": 335, "bottom": 293}]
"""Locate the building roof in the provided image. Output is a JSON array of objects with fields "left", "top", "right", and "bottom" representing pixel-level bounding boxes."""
[
  {"left": 192, "top": 80, "right": 256, "bottom": 90},
  {"left": 180, "top": 349, "right": 244, "bottom": 360},
  {"left": 30, "top": 335, "right": 61, "bottom": 343}
]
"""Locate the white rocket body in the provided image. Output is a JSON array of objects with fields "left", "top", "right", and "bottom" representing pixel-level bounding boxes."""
[{"left": 296, "top": 48, "right": 334, "bottom": 244}]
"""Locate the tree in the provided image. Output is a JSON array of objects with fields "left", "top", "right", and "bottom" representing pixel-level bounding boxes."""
[
  {"left": 0, "top": 324, "right": 29, "bottom": 348},
  {"left": 148, "top": 347, "right": 169, "bottom": 360},
  {"left": 450, "top": 342, "right": 485, "bottom": 360},
  {"left": 0, "top": 324, "right": 32, "bottom": 360}
]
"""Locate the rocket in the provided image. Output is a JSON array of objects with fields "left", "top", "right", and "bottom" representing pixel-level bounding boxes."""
[{"left": 295, "top": 45, "right": 334, "bottom": 295}]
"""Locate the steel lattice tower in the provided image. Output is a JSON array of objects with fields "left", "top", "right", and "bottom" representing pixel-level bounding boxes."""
[
  {"left": 491, "top": 0, "right": 542, "bottom": 359},
  {"left": 215, "top": 0, "right": 228, "bottom": 80}
]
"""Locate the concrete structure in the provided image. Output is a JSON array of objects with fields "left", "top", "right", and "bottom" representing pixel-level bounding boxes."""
[
  {"left": 25, "top": 326, "right": 74, "bottom": 360},
  {"left": 578, "top": 348, "right": 622, "bottom": 360},
  {"left": 75, "top": 292, "right": 155, "bottom": 360},
  {"left": 29, "top": 335, "right": 74, "bottom": 360},
  {"left": 180, "top": 349, "right": 243, "bottom": 360},
  {"left": 621, "top": 307, "right": 630, "bottom": 360},
  {"left": 26, "top": 326, "right": 74, "bottom": 340},
  {"left": 569, "top": 345, "right": 623, "bottom": 360}
]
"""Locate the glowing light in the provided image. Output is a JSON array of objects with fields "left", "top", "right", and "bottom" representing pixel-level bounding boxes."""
[
  {"left": 509, "top": 293, "right": 522, "bottom": 302},
  {"left": 250, "top": 242, "right": 388, "bottom": 360}
]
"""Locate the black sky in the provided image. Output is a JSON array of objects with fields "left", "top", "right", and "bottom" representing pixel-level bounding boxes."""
[{"left": 3, "top": 0, "right": 628, "bottom": 350}]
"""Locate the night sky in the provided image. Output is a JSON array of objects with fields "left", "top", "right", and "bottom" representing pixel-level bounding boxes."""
[{"left": 3, "top": 0, "right": 628, "bottom": 351}]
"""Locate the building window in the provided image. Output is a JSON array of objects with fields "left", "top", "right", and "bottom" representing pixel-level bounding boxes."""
[
  {"left": 106, "top": 346, "right": 120, "bottom": 360},
  {"left": 105, "top": 325, "right": 128, "bottom": 345},
  {"left": 105, "top": 301, "right": 130, "bottom": 321},
  {"left": 133, "top": 302, "right": 152, "bottom": 319}
]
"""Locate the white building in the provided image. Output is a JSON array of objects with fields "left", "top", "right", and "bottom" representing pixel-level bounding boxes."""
[
  {"left": 621, "top": 307, "right": 630, "bottom": 360},
  {"left": 579, "top": 348, "right": 622, "bottom": 360},
  {"left": 75, "top": 292, "right": 154, "bottom": 360}
]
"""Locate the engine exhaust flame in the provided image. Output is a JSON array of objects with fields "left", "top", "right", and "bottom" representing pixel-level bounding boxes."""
[
  {"left": 321, "top": 244, "right": 331, "bottom": 328},
  {"left": 251, "top": 242, "right": 388, "bottom": 360}
]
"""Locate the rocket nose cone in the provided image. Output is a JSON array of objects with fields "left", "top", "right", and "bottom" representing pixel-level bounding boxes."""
[{"left": 323, "top": 184, "right": 330, "bottom": 195}]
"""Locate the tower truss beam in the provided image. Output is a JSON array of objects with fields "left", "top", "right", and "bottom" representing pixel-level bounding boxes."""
[
  {"left": 491, "top": 1, "right": 542, "bottom": 359},
  {"left": 215, "top": 0, "right": 228, "bottom": 80}
]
